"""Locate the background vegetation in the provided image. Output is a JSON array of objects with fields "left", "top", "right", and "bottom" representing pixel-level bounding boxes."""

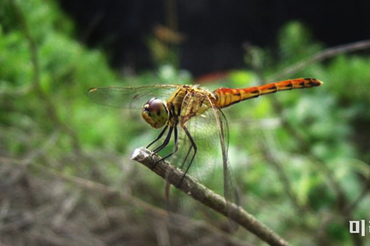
[{"left": 1, "top": 0, "right": 370, "bottom": 245}]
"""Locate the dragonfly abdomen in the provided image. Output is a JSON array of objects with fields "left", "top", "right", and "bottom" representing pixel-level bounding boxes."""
[{"left": 214, "top": 78, "right": 323, "bottom": 108}]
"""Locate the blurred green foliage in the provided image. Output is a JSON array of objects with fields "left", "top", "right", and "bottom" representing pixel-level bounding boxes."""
[{"left": 1, "top": 0, "right": 370, "bottom": 245}]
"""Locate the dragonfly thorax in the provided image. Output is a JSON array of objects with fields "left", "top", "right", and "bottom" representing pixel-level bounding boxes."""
[{"left": 142, "top": 98, "right": 169, "bottom": 129}]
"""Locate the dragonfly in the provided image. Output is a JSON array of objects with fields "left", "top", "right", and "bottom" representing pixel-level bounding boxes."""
[{"left": 88, "top": 78, "right": 323, "bottom": 212}]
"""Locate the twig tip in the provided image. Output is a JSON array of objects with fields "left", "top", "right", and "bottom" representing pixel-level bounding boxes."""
[{"left": 131, "top": 147, "right": 150, "bottom": 161}]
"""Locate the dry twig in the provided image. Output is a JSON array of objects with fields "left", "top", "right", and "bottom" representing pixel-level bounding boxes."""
[{"left": 132, "top": 147, "right": 291, "bottom": 246}]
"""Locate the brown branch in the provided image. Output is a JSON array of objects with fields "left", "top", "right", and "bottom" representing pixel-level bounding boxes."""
[{"left": 132, "top": 147, "right": 291, "bottom": 246}]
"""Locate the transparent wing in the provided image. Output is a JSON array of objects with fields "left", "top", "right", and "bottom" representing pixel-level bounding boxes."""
[
  {"left": 170, "top": 90, "right": 221, "bottom": 181},
  {"left": 216, "top": 108, "right": 239, "bottom": 229},
  {"left": 164, "top": 108, "right": 222, "bottom": 220},
  {"left": 217, "top": 109, "right": 239, "bottom": 201},
  {"left": 163, "top": 91, "right": 239, "bottom": 226},
  {"left": 87, "top": 84, "right": 181, "bottom": 109},
  {"left": 206, "top": 104, "right": 239, "bottom": 207}
]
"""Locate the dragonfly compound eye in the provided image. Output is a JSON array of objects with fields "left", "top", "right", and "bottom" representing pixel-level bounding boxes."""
[{"left": 142, "top": 98, "right": 168, "bottom": 129}]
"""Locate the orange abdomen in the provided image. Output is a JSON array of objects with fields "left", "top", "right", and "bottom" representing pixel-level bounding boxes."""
[{"left": 213, "top": 78, "right": 323, "bottom": 108}]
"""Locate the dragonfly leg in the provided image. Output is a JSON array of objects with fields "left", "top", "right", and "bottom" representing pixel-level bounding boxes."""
[
  {"left": 147, "top": 125, "right": 169, "bottom": 149},
  {"left": 152, "top": 126, "right": 180, "bottom": 167},
  {"left": 153, "top": 126, "right": 173, "bottom": 153},
  {"left": 178, "top": 125, "right": 197, "bottom": 185},
  {"left": 179, "top": 144, "right": 193, "bottom": 170},
  {"left": 150, "top": 126, "right": 178, "bottom": 170},
  {"left": 156, "top": 125, "right": 179, "bottom": 159}
]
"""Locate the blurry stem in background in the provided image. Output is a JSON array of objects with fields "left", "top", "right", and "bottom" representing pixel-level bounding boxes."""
[
  {"left": 259, "top": 142, "right": 310, "bottom": 213},
  {"left": 132, "top": 147, "right": 291, "bottom": 246},
  {"left": 164, "top": 0, "right": 178, "bottom": 32},
  {"left": 9, "top": 0, "right": 81, "bottom": 152},
  {"left": 21, "top": 130, "right": 61, "bottom": 166},
  {"left": 268, "top": 39, "right": 370, "bottom": 81},
  {"left": 345, "top": 178, "right": 370, "bottom": 213},
  {"left": 272, "top": 96, "right": 348, "bottom": 208},
  {"left": 1, "top": 156, "right": 251, "bottom": 246}
]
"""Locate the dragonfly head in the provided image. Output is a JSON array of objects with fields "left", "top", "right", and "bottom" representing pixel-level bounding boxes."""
[{"left": 142, "top": 98, "right": 169, "bottom": 128}]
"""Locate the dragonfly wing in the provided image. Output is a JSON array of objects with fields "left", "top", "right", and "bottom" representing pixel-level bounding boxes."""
[
  {"left": 205, "top": 105, "right": 239, "bottom": 230},
  {"left": 88, "top": 84, "right": 180, "bottom": 109},
  {"left": 216, "top": 108, "right": 240, "bottom": 215},
  {"left": 164, "top": 91, "right": 239, "bottom": 228}
]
